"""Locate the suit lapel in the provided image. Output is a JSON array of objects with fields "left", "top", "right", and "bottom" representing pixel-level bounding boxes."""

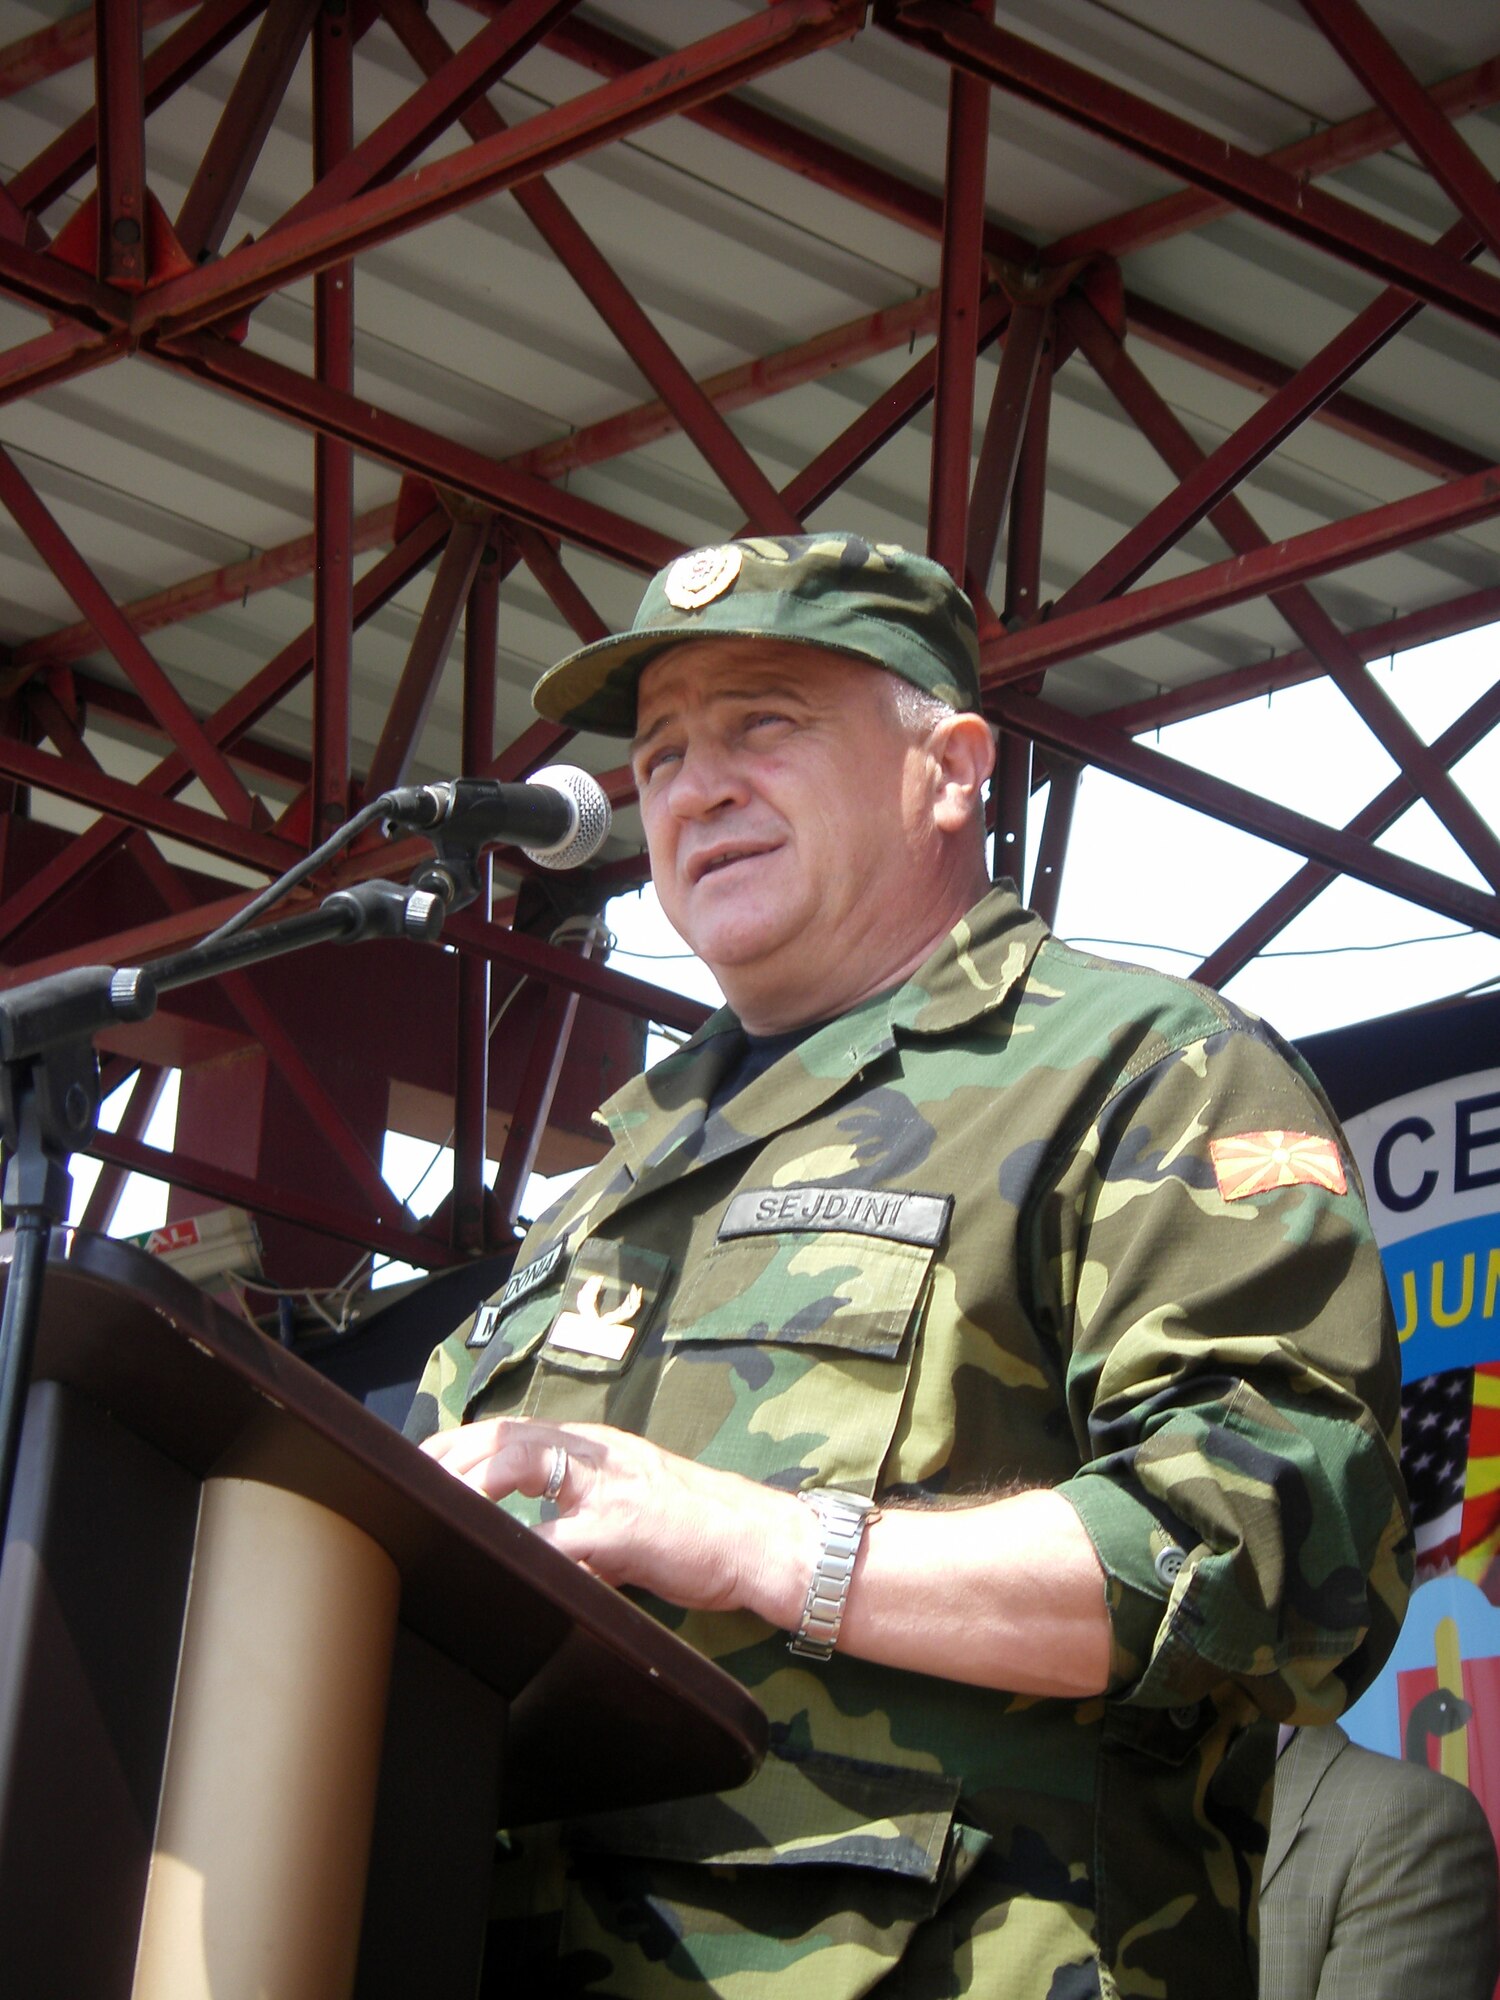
[{"left": 1263, "top": 1723, "right": 1349, "bottom": 1889}]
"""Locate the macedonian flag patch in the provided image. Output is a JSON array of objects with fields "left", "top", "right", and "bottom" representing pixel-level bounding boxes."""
[{"left": 1208, "top": 1130, "right": 1347, "bottom": 1202}]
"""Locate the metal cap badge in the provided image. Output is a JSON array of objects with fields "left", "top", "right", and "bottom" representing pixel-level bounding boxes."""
[{"left": 531, "top": 532, "right": 983, "bottom": 737}]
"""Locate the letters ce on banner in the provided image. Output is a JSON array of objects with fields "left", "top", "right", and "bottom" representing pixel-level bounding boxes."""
[{"left": 1344, "top": 1067, "right": 1500, "bottom": 1380}]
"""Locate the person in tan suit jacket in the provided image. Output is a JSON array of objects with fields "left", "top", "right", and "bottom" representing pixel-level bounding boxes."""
[{"left": 1261, "top": 1722, "right": 1500, "bottom": 1999}]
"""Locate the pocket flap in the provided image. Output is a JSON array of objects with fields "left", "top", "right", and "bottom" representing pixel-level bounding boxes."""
[
  {"left": 668, "top": 1232, "right": 938, "bottom": 1360},
  {"left": 565, "top": 1747, "right": 963, "bottom": 1881}
]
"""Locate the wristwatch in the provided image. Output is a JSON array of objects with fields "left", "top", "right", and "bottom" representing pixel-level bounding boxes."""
[{"left": 788, "top": 1487, "right": 881, "bottom": 1660}]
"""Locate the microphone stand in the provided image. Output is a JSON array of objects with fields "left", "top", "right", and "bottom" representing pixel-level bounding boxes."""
[{"left": 0, "top": 875, "right": 445, "bottom": 1550}]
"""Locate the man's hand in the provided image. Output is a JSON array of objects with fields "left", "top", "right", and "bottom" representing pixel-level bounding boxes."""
[
  {"left": 421, "top": 1418, "right": 816, "bottom": 1625},
  {"left": 421, "top": 1418, "right": 1114, "bottom": 1699}
]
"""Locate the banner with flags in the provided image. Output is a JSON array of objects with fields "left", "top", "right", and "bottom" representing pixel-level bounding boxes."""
[{"left": 1299, "top": 989, "right": 1500, "bottom": 1982}]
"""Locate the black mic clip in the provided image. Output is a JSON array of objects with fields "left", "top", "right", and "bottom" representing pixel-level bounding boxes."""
[
  {"left": 383, "top": 780, "right": 486, "bottom": 913},
  {"left": 409, "top": 843, "right": 485, "bottom": 916}
]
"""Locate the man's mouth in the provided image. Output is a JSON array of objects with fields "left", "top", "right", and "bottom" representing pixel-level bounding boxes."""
[{"left": 687, "top": 841, "right": 778, "bottom": 885}]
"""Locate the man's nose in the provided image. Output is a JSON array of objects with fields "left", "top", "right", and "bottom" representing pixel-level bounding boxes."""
[{"left": 667, "top": 738, "right": 745, "bottom": 818}]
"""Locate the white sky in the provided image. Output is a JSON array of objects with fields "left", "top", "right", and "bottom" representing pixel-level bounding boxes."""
[{"left": 74, "top": 621, "right": 1500, "bottom": 1284}]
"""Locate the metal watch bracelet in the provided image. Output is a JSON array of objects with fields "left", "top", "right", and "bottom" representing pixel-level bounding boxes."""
[{"left": 788, "top": 1487, "right": 881, "bottom": 1660}]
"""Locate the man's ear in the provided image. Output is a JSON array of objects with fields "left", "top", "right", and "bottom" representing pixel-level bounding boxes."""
[{"left": 930, "top": 711, "right": 996, "bottom": 832}]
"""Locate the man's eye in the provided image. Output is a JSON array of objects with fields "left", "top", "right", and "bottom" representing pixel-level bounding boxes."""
[{"left": 640, "top": 747, "right": 681, "bottom": 782}]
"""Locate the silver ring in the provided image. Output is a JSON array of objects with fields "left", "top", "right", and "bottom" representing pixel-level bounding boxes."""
[{"left": 542, "top": 1443, "right": 569, "bottom": 1503}]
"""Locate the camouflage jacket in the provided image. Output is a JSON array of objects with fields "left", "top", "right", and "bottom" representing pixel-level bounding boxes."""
[{"left": 410, "top": 886, "right": 1411, "bottom": 1998}]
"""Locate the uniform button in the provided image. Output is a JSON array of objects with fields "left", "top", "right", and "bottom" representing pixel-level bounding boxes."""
[
  {"left": 1154, "top": 1545, "right": 1186, "bottom": 1587},
  {"left": 1170, "top": 1703, "right": 1201, "bottom": 1731}
]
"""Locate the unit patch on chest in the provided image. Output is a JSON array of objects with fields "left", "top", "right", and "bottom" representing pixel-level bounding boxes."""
[{"left": 547, "top": 1275, "right": 645, "bottom": 1360}]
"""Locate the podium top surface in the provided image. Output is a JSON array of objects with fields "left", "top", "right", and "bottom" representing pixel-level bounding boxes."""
[{"left": 18, "top": 1232, "right": 766, "bottom": 1821}]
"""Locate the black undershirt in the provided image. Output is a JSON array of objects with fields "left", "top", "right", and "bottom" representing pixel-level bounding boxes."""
[{"left": 708, "top": 1021, "right": 826, "bottom": 1110}]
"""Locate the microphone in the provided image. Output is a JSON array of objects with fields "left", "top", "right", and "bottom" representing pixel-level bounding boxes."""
[{"left": 378, "top": 765, "right": 612, "bottom": 870}]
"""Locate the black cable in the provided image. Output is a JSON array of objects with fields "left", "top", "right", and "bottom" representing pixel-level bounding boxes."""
[{"left": 198, "top": 796, "right": 392, "bottom": 949}]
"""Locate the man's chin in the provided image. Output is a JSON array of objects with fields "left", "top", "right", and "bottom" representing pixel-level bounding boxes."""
[{"left": 675, "top": 905, "right": 798, "bottom": 985}]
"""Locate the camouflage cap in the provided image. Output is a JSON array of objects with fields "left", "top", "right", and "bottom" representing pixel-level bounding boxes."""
[{"left": 531, "top": 532, "right": 983, "bottom": 736}]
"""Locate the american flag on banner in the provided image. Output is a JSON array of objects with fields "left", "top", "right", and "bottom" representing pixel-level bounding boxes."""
[{"left": 1404, "top": 1363, "right": 1500, "bottom": 1595}]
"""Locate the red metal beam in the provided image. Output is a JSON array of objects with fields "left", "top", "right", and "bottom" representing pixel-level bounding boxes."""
[
  {"left": 534, "top": 7, "right": 1035, "bottom": 266},
  {"left": 12, "top": 287, "right": 945, "bottom": 678},
  {"left": 770, "top": 291, "right": 1008, "bottom": 526},
  {"left": 517, "top": 287, "right": 948, "bottom": 489},
  {"left": 365, "top": 516, "right": 489, "bottom": 798},
  {"left": 0, "top": 180, "right": 27, "bottom": 243},
  {"left": 126, "top": 0, "right": 867, "bottom": 344},
  {"left": 20, "top": 679, "right": 412, "bottom": 1232},
  {"left": 445, "top": 907, "right": 711, "bottom": 1038},
  {"left": 380, "top": 0, "right": 802, "bottom": 536},
  {"left": 1120, "top": 296, "right": 1487, "bottom": 484},
  {"left": 151, "top": 329, "right": 682, "bottom": 572},
  {"left": 0, "top": 0, "right": 192, "bottom": 98},
  {"left": 532, "top": 5, "right": 1500, "bottom": 490},
  {"left": 213, "top": 962, "right": 419, "bottom": 1230},
  {"left": 537, "top": 2, "right": 1498, "bottom": 273},
  {"left": 0, "top": 226, "right": 125, "bottom": 329},
  {"left": 93, "top": 0, "right": 147, "bottom": 288},
  {"left": 0, "top": 320, "right": 126, "bottom": 405},
  {"left": 991, "top": 687, "right": 1500, "bottom": 937},
  {"left": 90, "top": 1127, "right": 461, "bottom": 1268},
  {"left": 7, "top": 0, "right": 1477, "bottom": 523},
  {"left": 1027, "top": 755, "right": 1077, "bottom": 928},
  {"left": 1105, "top": 582, "right": 1500, "bottom": 736},
  {"left": 8, "top": 502, "right": 399, "bottom": 677},
  {"left": 768, "top": 345, "right": 938, "bottom": 524},
  {"left": 66, "top": 670, "right": 308, "bottom": 788},
  {"left": 509, "top": 525, "right": 609, "bottom": 645},
  {"left": 0, "top": 859, "right": 711, "bottom": 1056},
  {"left": 1195, "top": 672, "right": 1500, "bottom": 986},
  {"left": 989, "top": 338, "right": 1053, "bottom": 876},
  {"left": 453, "top": 539, "right": 500, "bottom": 1255},
  {"left": 1065, "top": 294, "right": 1500, "bottom": 894},
  {"left": 283, "top": 0, "right": 576, "bottom": 234},
  {"left": 966, "top": 302, "right": 1049, "bottom": 593},
  {"left": 979, "top": 457, "right": 1500, "bottom": 686},
  {"left": 9, "top": 0, "right": 261, "bottom": 222},
  {"left": 1042, "top": 54, "right": 1500, "bottom": 267},
  {"left": 488, "top": 718, "right": 576, "bottom": 785},
  {"left": 1001, "top": 338, "right": 1052, "bottom": 633},
  {"left": 0, "top": 443, "right": 258, "bottom": 823},
  {"left": 928, "top": 1, "right": 992, "bottom": 577},
  {"left": 0, "top": 733, "right": 291, "bottom": 873},
  {"left": 1055, "top": 210, "right": 1490, "bottom": 619},
  {"left": 313, "top": 0, "right": 355, "bottom": 841},
  {"left": 888, "top": 2, "right": 1500, "bottom": 342},
  {"left": 174, "top": 0, "right": 321, "bottom": 265},
  {"left": 489, "top": 930, "right": 598, "bottom": 1231},
  {"left": 0, "top": 508, "right": 447, "bottom": 951},
  {"left": 1300, "top": 0, "right": 1500, "bottom": 266},
  {"left": 78, "top": 1062, "right": 167, "bottom": 1234}
]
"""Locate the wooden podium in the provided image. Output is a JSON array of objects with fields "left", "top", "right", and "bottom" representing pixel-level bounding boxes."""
[{"left": 0, "top": 1234, "right": 765, "bottom": 2000}]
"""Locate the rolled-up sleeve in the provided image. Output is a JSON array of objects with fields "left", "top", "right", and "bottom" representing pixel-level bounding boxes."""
[{"left": 1047, "top": 1025, "right": 1412, "bottom": 1722}]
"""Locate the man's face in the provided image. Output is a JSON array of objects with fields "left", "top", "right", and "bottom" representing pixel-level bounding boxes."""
[{"left": 630, "top": 640, "right": 949, "bottom": 1031}]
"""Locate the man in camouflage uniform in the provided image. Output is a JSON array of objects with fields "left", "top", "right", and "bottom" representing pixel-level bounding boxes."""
[{"left": 411, "top": 534, "right": 1410, "bottom": 1999}]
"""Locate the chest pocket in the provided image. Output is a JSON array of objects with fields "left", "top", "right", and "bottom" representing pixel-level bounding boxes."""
[{"left": 651, "top": 1186, "right": 950, "bottom": 1488}]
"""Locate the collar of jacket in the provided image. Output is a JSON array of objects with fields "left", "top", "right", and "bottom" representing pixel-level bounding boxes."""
[
  {"left": 1261, "top": 1722, "right": 1350, "bottom": 1889},
  {"left": 594, "top": 883, "right": 1048, "bottom": 1192}
]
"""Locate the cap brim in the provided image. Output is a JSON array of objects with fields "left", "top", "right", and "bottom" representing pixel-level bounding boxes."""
[{"left": 531, "top": 625, "right": 907, "bottom": 737}]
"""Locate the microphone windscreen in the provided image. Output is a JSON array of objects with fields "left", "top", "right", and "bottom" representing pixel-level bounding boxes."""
[{"left": 521, "top": 765, "right": 612, "bottom": 869}]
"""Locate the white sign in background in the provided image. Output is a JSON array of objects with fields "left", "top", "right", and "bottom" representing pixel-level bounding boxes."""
[{"left": 1343, "top": 1067, "right": 1500, "bottom": 1381}]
